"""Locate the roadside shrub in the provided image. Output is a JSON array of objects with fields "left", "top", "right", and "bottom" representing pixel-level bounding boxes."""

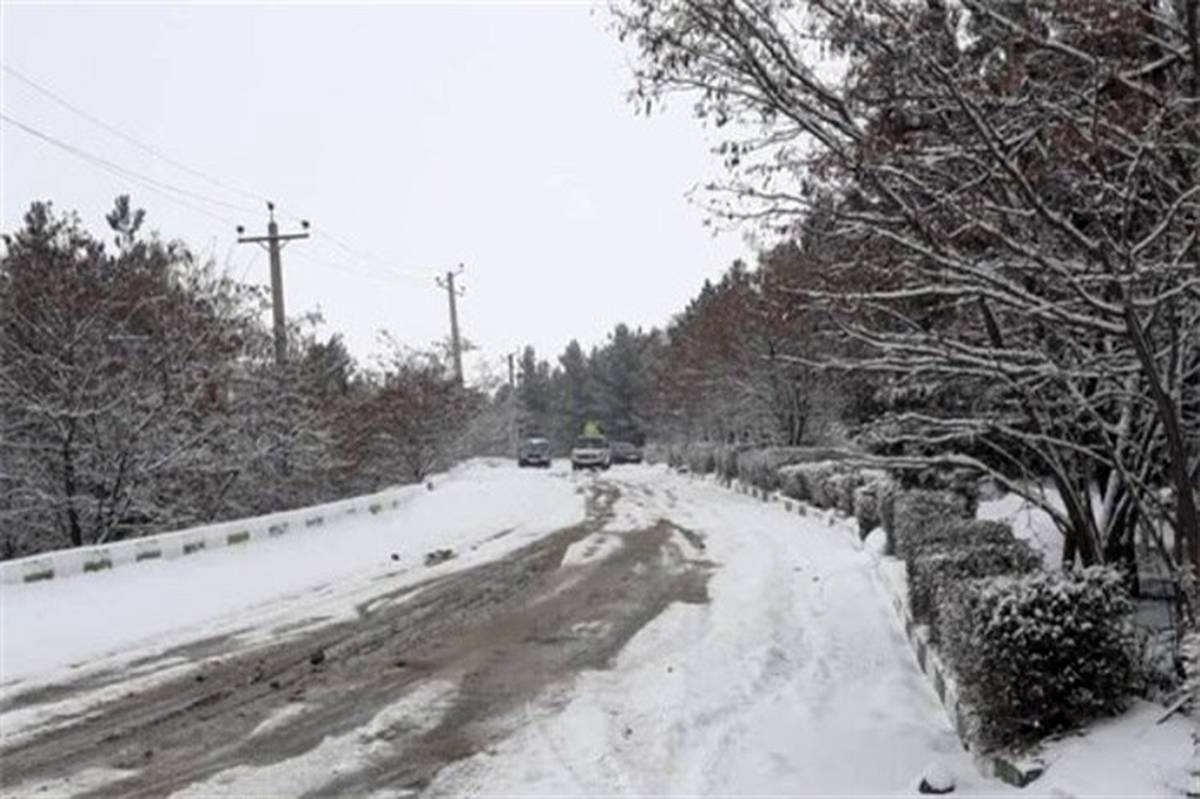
[
  {"left": 904, "top": 519, "right": 1018, "bottom": 567},
  {"left": 831, "top": 469, "right": 882, "bottom": 516},
  {"left": 853, "top": 475, "right": 896, "bottom": 540},
  {"left": 739, "top": 447, "right": 846, "bottom": 492},
  {"left": 900, "top": 467, "right": 982, "bottom": 517},
  {"left": 878, "top": 480, "right": 900, "bottom": 543},
  {"left": 665, "top": 442, "right": 684, "bottom": 468},
  {"left": 891, "top": 489, "right": 971, "bottom": 557},
  {"left": 939, "top": 567, "right": 1137, "bottom": 749},
  {"left": 908, "top": 539, "right": 1042, "bottom": 634},
  {"left": 826, "top": 471, "right": 856, "bottom": 515},
  {"left": 684, "top": 442, "right": 719, "bottom": 474},
  {"left": 714, "top": 444, "right": 745, "bottom": 482},
  {"left": 780, "top": 461, "right": 841, "bottom": 506},
  {"left": 643, "top": 442, "right": 669, "bottom": 465}
]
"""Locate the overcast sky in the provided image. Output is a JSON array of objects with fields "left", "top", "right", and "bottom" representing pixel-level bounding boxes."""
[{"left": 1, "top": 1, "right": 748, "bottom": 383}]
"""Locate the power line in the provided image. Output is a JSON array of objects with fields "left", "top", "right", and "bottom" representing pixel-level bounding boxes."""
[
  {"left": 309, "top": 226, "right": 434, "bottom": 281},
  {"left": 289, "top": 246, "right": 429, "bottom": 285},
  {"left": 3, "top": 63, "right": 267, "bottom": 207},
  {"left": 0, "top": 111, "right": 245, "bottom": 227},
  {"left": 3, "top": 66, "right": 439, "bottom": 285},
  {"left": 0, "top": 111, "right": 256, "bottom": 219}
]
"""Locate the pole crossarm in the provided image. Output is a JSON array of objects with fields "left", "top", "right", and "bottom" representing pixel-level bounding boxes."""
[{"left": 235, "top": 202, "right": 310, "bottom": 365}]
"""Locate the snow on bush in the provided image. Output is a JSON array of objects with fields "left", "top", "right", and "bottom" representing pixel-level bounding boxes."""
[
  {"left": 714, "top": 444, "right": 746, "bottom": 482},
  {"left": 826, "top": 471, "right": 860, "bottom": 515},
  {"left": 891, "top": 490, "right": 972, "bottom": 557},
  {"left": 737, "top": 447, "right": 845, "bottom": 492},
  {"left": 643, "top": 442, "right": 669, "bottom": 465},
  {"left": 939, "top": 567, "right": 1137, "bottom": 749},
  {"left": 903, "top": 468, "right": 982, "bottom": 518},
  {"left": 908, "top": 539, "right": 1042, "bottom": 638},
  {"left": 879, "top": 481, "right": 900, "bottom": 544},
  {"left": 853, "top": 474, "right": 897, "bottom": 539},
  {"left": 903, "top": 519, "right": 1019, "bottom": 567},
  {"left": 779, "top": 461, "right": 841, "bottom": 507},
  {"left": 684, "top": 442, "right": 720, "bottom": 474}
]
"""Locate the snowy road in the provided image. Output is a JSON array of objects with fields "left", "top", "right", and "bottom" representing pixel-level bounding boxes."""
[{"left": 0, "top": 462, "right": 1004, "bottom": 796}]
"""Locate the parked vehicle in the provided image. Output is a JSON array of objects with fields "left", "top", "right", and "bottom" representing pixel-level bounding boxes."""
[
  {"left": 570, "top": 435, "right": 611, "bottom": 471},
  {"left": 610, "top": 441, "right": 643, "bottom": 464},
  {"left": 517, "top": 437, "right": 552, "bottom": 468}
]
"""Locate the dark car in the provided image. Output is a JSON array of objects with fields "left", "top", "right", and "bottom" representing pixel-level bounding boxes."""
[
  {"left": 517, "top": 437, "right": 552, "bottom": 468},
  {"left": 610, "top": 441, "right": 643, "bottom": 464}
]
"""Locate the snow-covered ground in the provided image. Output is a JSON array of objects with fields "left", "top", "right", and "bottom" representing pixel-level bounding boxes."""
[
  {"left": 2, "top": 461, "right": 1192, "bottom": 796},
  {"left": 427, "top": 465, "right": 993, "bottom": 795},
  {"left": 0, "top": 459, "right": 584, "bottom": 686}
]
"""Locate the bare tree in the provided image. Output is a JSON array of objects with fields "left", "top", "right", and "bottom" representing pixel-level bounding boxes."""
[{"left": 615, "top": 0, "right": 1200, "bottom": 579}]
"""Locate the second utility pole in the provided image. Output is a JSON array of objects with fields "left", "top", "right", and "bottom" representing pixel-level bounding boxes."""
[
  {"left": 436, "top": 265, "right": 465, "bottom": 385},
  {"left": 237, "top": 202, "right": 309, "bottom": 366}
]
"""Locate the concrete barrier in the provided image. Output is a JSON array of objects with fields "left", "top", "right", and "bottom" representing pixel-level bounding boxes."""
[{"left": 0, "top": 484, "right": 416, "bottom": 586}]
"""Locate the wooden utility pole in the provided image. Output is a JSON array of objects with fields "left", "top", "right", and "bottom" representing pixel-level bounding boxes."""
[
  {"left": 237, "top": 202, "right": 309, "bottom": 365},
  {"left": 507, "top": 351, "right": 518, "bottom": 455},
  {"left": 436, "top": 265, "right": 465, "bottom": 385}
]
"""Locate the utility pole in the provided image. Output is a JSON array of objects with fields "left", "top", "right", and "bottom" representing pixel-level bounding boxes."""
[
  {"left": 237, "top": 202, "right": 309, "bottom": 366},
  {"left": 506, "top": 351, "right": 518, "bottom": 456},
  {"left": 436, "top": 265, "right": 465, "bottom": 385}
]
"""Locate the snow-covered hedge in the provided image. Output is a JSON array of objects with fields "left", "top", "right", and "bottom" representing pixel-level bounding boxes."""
[
  {"left": 878, "top": 480, "right": 900, "bottom": 542},
  {"left": 939, "top": 567, "right": 1137, "bottom": 749},
  {"left": 903, "top": 519, "right": 1019, "bottom": 566},
  {"left": 853, "top": 475, "right": 897, "bottom": 539},
  {"left": 683, "top": 442, "right": 720, "bottom": 474},
  {"left": 643, "top": 442, "right": 670, "bottom": 465},
  {"left": 891, "top": 489, "right": 972, "bottom": 557},
  {"left": 737, "top": 447, "right": 846, "bottom": 491},
  {"left": 826, "top": 471, "right": 858, "bottom": 514},
  {"left": 713, "top": 444, "right": 740, "bottom": 481},
  {"left": 907, "top": 467, "right": 983, "bottom": 518},
  {"left": 779, "top": 461, "right": 842, "bottom": 506},
  {"left": 908, "top": 538, "right": 1042, "bottom": 636}
]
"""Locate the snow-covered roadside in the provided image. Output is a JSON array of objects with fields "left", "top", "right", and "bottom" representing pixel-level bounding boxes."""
[
  {"left": 429, "top": 465, "right": 999, "bottom": 796},
  {"left": 830, "top": 477, "right": 1196, "bottom": 796},
  {"left": 0, "top": 460, "right": 584, "bottom": 691}
]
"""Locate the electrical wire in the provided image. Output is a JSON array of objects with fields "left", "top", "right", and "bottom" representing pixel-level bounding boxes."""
[
  {"left": 3, "top": 63, "right": 268, "bottom": 208},
  {"left": 3, "top": 65, "right": 440, "bottom": 284},
  {"left": 0, "top": 111, "right": 260, "bottom": 221},
  {"left": 1, "top": 111, "right": 245, "bottom": 228},
  {"left": 309, "top": 227, "right": 435, "bottom": 281}
]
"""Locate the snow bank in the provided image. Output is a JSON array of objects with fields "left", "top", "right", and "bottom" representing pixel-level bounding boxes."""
[{"left": 0, "top": 482, "right": 424, "bottom": 586}]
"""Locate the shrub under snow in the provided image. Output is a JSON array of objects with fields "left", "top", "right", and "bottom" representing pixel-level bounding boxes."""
[
  {"left": 903, "top": 519, "right": 1019, "bottom": 567},
  {"left": 684, "top": 442, "right": 719, "bottom": 474},
  {"left": 853, "top": 475, "right": 896, "bottom": 539},
  {"left": 891, "top": 489, "right": 971, "bottom": 557},
  {"left": 938, "top": 567, "right": 1137, "bottom": 749},
  {"left": 737, "top": 447, "right": 845, "bottom": 492},
  {"left": 908, "top": 539, "right": 1042, "bottom": 637},
  {"left": 780, "top": 461, "right": 841, "bottom": 507},
  {"left": 714, "top": 444, "right": 746, "bottom": 482}
]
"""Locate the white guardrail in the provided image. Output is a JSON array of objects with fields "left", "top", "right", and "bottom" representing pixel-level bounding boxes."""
[{"left": 0, "top": 485, "right": 416, "bottom": 586}]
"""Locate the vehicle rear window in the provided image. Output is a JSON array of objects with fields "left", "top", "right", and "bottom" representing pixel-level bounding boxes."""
[{"left": 575, "top": 437, "right": 607, "bottom": 449}]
